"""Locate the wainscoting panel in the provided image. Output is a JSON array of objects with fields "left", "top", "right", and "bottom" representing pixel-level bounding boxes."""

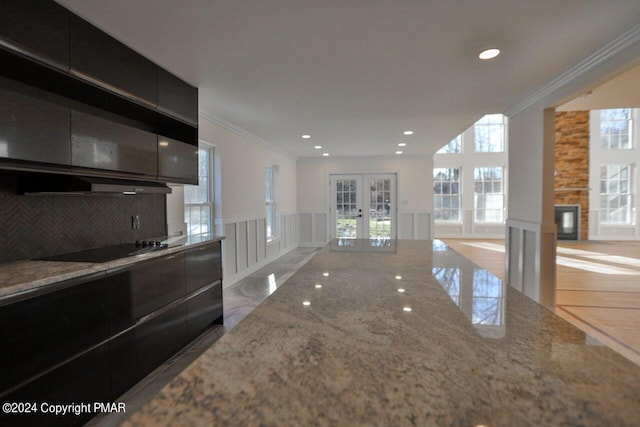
[
  {"left": 223, "top": 223, "right": 237, "bottom": 277},
  {"left": 299, "top": 212, "right": 328, "bottom": 247},
  {"left": 236, "top": 221, "right": 248, "bottom": 272},
  {"left": 505, "top": 219, "right": 557, "bottom": 307},
  {"left": 223, "top": 214, "right": 298, "bottom": 288},
  {"left": 247, "top": 220, "right": 258, "bottom": 267},
  {"left": 299, "top": 213, "right": 313, "bottom": 243},
  {"left": 398, "top": 214, "right": 414, "bottom": 239}
]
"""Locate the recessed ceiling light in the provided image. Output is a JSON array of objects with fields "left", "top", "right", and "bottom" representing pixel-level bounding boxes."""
[
  {"left": 395, "top": 151, "right": 403, "bottom": 155},
  {"left": 398, "top": 143, "right": 406, "bottom": 147},
  {"left": 403, "top": 130, "right": 414, "bottom": 135},
  {"left": 314, "top": 145, "right": 322, "bottom": 149},
  {"left": 302, "top": 134, "right": 311, "bottom": 139},
  {"left": 479, "top": 48, "right": 500, "bottom": 60},
  {"left": 322, "top": 153, "right": 330, "bottom": 157}
]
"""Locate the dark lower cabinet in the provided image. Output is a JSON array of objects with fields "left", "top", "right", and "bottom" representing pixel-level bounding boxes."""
[
  {"left": 187, "top": 282, "right": 224, "bottom": 340},
  {"left": 109, "top": 253, "right": 186, "bottom": 333},
  {"left": 0, "top": 242, "right": 222, "bottom": 426},
  {"left": 184, "top": 241, "right": 223, "bottom": 293},
  {"left": 0, "top": 272, "right": 110, "bottom": 395},
  {"left": 110, "top": 302, "right": 188, "bottom": 399},
  {"left": 0, "top": 343, "right": 111, "bottom": 427}
]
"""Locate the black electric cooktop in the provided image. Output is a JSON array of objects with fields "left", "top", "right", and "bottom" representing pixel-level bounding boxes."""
[{"left": 37, "top": 242, "right": 169, "bottom": 263}]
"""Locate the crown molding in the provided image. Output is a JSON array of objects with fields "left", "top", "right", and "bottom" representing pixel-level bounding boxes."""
[
  {"left": 505, "top": 23, "right": 640, "bottom": 117},
  {"left": 198, "top": 109, "right": 298, "bottom": 161}
]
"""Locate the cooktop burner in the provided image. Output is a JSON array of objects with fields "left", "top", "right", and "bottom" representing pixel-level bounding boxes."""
[{"left": 38, "top": 241, "right": 169, "bottom": 263}]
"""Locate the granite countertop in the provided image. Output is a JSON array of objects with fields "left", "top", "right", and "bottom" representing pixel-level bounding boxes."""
[
  {"left": 124, "top": 239, "right": 640, "bottom": 427},
  {"left": 0, "top": 234, "right": 225, "bottom": 300}
]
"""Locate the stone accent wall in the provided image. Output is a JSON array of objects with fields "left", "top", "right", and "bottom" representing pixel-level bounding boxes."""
[{"left": 554, "top": 111, "right": 590, "bottom": 240}]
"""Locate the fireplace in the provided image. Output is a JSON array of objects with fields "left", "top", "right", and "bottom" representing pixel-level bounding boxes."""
[{"left": 555, "top": 205, "right": 579, "bottom": 240}]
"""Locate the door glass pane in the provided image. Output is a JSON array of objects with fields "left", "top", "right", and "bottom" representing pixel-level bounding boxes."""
[
  {"left": 369, "top": 178, "right": 391, "bottom": 239},
  {"left": 336, "top": 179, "right": 358, "bottom": 238}
]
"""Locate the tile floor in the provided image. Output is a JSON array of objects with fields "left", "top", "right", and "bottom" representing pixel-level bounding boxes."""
[{"left": 88, "top": 246, "right": 319, "bottom": 426}]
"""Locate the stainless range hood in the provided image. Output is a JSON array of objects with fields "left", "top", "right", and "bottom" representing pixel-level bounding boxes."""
[{"left": 21, "top": 174, "right": 172, "bottom": 195}]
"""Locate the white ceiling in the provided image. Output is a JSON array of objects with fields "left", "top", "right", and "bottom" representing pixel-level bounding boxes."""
[{"left": 56, "top": 0, "right": 640, "bottom": 157}]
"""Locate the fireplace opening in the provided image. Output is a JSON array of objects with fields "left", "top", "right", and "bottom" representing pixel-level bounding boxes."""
[{"left": 555, "top": 205, "right": 579, "bottom": 240}]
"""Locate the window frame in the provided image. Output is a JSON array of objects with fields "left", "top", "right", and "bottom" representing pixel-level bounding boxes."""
[
  {"left": 600, "top": 108, "right": 632, "bottom": 150},
  {"left": 473, "top": 114, "right": 505, "bottom": 153},
  {"left": 473, "top": 166, "right": 505, "bottom": 224},
  {"left": 433, "top": 167, "right": 462, "bottom": 223},
  {"left": 599, "top": 164, "right": 633, "bottom": 224},
  {"left": 265, "top": 165, "right": 278, "bottom": 241},
  {"left": 184, "top": 144, "right": 214, "bottom": 237}
]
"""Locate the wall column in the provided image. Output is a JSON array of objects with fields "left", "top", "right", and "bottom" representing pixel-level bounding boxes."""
[{"left": 506, "top": 107, "right": 557, "bottom": 307}]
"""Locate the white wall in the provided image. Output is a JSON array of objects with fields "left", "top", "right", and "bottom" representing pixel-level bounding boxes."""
[{"left": 297, "top": 155, "right": 433, "bottom": 246}]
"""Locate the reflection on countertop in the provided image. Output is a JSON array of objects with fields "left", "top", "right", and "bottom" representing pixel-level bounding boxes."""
[{"left": 123, "top": 239, "right": 640, "bottom": 427}]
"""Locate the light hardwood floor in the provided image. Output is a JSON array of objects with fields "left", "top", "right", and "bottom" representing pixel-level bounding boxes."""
[{"left": 442, "top": 238, "right": 640, "bottom": 366}]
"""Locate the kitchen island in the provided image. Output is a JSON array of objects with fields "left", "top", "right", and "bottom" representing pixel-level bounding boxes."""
[{"left": 123, "top": 239, "right": 640, "bottom": 427}]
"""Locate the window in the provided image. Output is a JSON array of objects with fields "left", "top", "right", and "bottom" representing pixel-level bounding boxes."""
[
  {"left": 433, "top": 168, "right": 461, "bottom": 222},
  {"left": 600, "top": 165, "right": 632, "bottom": 224},
  {"left": 601, "top": 109, "right": 632, "bottom": 149},
  {"left": 474, "top": 167, "right": 504, "bottom": 223},
  {"left": 184, "top": 147, "right": 212, "bottom": 236},
  {"left": 474, "top": 114, "right": 505, "bottom": 153},
  {"left": 266, "top": 165, "right": 278, "bottom": 239},
  {"left": 437, "top": 135, "right": 462, "bottom": 154}
]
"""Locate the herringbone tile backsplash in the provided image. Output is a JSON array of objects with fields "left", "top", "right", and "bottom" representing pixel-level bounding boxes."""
[{"left": 0, "top": 191, "right": 166, "bottom": 263}]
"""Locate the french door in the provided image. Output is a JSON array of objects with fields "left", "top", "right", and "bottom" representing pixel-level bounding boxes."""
[{"left": 330, "top": 174, "right": 397, "bottom": 239}]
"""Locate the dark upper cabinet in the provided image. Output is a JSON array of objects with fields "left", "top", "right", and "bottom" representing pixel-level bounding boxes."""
[
  {"left": 157, "top": 135, "right": 198, "bottom": 184},
  {"left": 0, "top": 80, "right": 70, "bottom": 166},
  {"left": 158, "top": 68, "right": 198, "bottom": 125},
  {"left": 70, "top": 15, "right": 157, "bottom": 106},
  {"left": 0, "top": 0, "right": 70, "bottom": 70},
  {"left": 71, "top": 110, "right": 158, "bottom": 177}
]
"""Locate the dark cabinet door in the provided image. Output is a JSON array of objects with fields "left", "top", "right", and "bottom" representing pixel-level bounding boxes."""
[
  {"left": 187, "top": 282, "right": 223, "bottom": 340},
  {"left": 109, "top": 253, "right": 186, "bottom": 334},
  {"left": 184, "top": 242, "right": 223, "bottom": 294},
  {"left": 70, "top": 15, "right": 157, "bottom": 106},
  {"left": 0, "top": 81, "right": 71, "bottom": 166},
  {"left": 110, "top": 302, "right": 188, "bottom": 399},
  {"left": 157, "top": 136, "right": 198, "bottom": 184},
  {"left": 1, "top": 343, "right": 111, "bottom": 427},
  {"left": 71, "top": 110, "right": 158, "bottom": 176},
  {"left": 0, "top": 272, "right": 110, "bottom": 396},
  {"left": 158, "top": 68, "right": 198, "bottom": 125},
  {"left": 0, "top": 0, "right": 70, "bottom": 70}
]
